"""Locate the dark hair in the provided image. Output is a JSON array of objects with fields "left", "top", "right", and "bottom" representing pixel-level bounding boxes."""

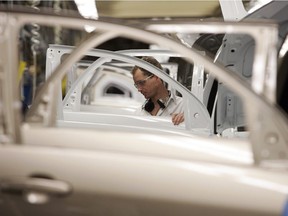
[{"left": 131, "top": 56, "right": 163, "bottom": 76}]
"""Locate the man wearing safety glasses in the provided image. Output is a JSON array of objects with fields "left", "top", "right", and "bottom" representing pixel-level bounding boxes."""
[{"left": 131, "top": 56, "right": 184, "bottom": 125}]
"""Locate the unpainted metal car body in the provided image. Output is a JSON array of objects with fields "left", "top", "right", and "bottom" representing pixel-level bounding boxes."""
[{"left": 0, "top": 1, "right": 288, "bottom": 216}]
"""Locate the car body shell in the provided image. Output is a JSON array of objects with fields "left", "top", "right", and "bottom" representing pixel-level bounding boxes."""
[{"left": 0, "top": 2, "right": 288, "bottom": 216}]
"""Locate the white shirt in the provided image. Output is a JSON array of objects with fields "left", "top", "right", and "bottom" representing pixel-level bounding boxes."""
[{"left": 135, "top": 91, "right": 184, "bottom": 116}]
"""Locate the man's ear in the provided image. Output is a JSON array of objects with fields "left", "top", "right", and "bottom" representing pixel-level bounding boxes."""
[
  {"left": 155, "top": 76, "right": 162, "bottom": 82},
  {"left": 156, "top": 76, "right": 165, "bottom": 85}
]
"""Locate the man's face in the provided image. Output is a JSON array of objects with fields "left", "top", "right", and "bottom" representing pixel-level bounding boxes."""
[{"left": 133, "top": 69, "right": 156, "bottom": 99}]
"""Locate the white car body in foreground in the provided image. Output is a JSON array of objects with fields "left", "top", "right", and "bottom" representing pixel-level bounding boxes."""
[{"left": 0, "top": 2, "right": 288, "bottom": 216}]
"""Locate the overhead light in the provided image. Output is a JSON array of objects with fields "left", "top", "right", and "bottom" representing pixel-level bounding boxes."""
[{"left": 74, "top": 0, "right": 98, "bottom": 32}]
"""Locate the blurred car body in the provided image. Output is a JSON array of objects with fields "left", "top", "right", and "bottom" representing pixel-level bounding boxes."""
[{"left": 0, "top": 1, "right": 288, "bottom": 216}]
